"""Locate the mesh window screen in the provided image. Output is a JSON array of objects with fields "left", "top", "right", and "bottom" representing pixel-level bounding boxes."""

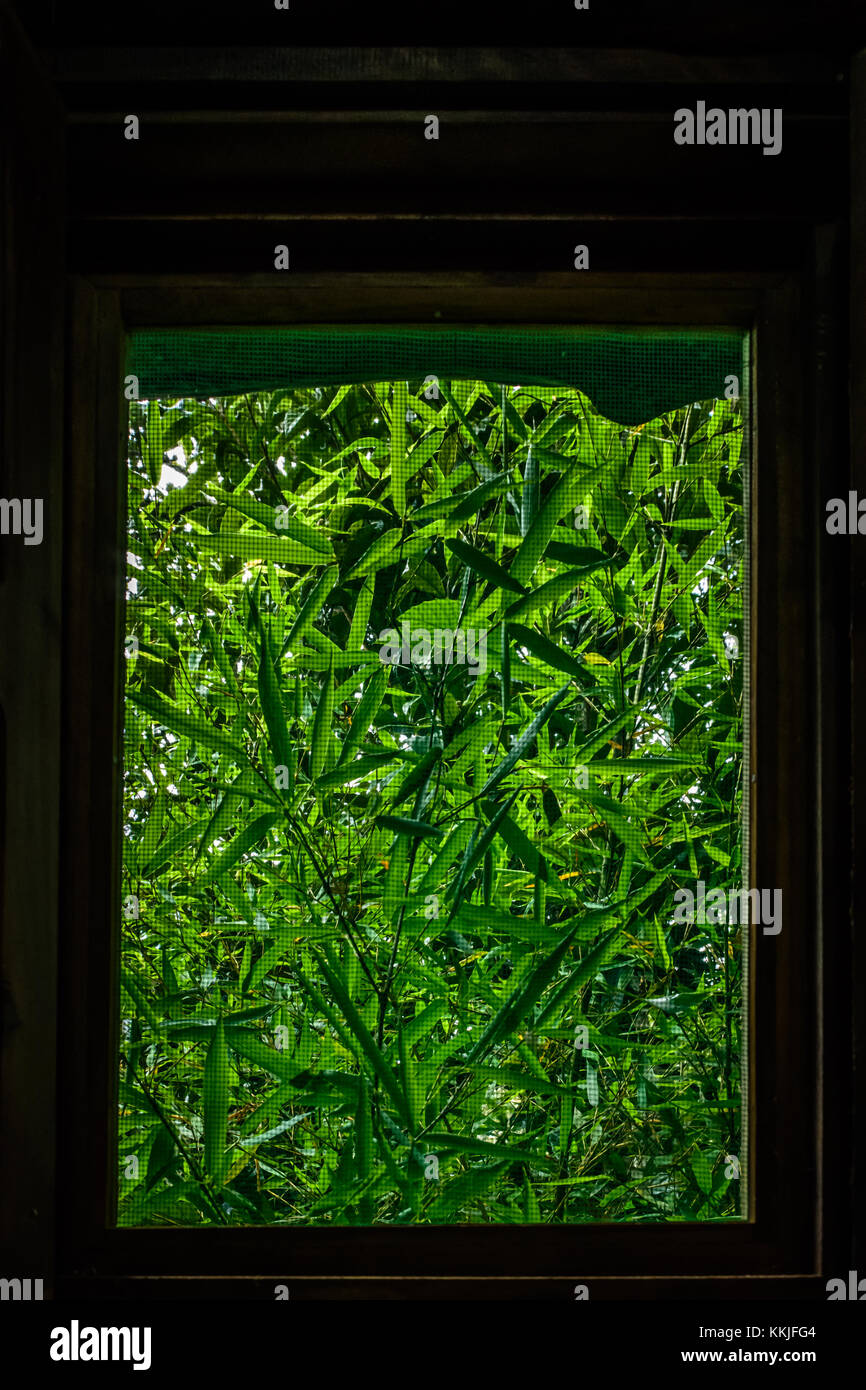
[
  {"left": 119, "top": 326, "right": 749, "bottom": 1227},
  {"left": 127, "top": 325, "right": 746, "bottom": 428}
]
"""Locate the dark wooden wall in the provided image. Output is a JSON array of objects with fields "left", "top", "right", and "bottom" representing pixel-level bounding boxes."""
[{"left": 0, "top": 4, "right": 65, "bottom": 1281}]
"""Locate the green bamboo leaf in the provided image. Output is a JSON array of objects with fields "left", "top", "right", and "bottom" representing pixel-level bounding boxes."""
[
  {"left": 313, "top": 945, "right": 413, "bottom": 1127},
  {"left": 154, "top": 1022, "right": 222, "bottom": 1041},
  {"left": 700, "top": 606, "right": 730, "bottom": 669},
  {"left": 337, "top": 665, "right": 388, "bottom": 766},
  {"left": 496, "top": 624, "right": 510, "bottom": 731},
  {"left": 389, "top": 746, "right": 442, "bottom": 811},
  {"left": 508, "top": 623, "right": 593, "bottom": 686},
  {"left": 524, "top": 1176, "right": 542, "bottom": 1222},
  {"left": 243, "top": 925, "right": 296, "bottom": 994},
  {"left": 343, "top": 528, "right": 401, "bottom": 581},
  {"left": 703, "top": 477, "right": 725, "bottom": 524},
  {"left": 203, "top": 1019, "right": 230, "bottom": 1184},
  {"left": 298, "top": 629, "right": 345, "bottom": 664},
  {"left": 318, "top": 435, "right": 388, "bottom": 469},
  {"left": 646, "top": 915, "right": 672, "bottom": 972},
  {"left": 391, "top": 381, "right": 409, "bottom": 516},
  {"left": 504, "top": 568, "right": 582, "bottom": 623},
  {"left": 406, "top": 419, "right": 446, "bottom": 455},
  {"left": 201, "top": 616, "right": 238, "bottom": 688},
  {"left": 249, "top": 597, "right": 292, "bottom": 773},
  {"left": 488, "top": 382, "right": 528, "bottom": 440},
  {"left": 404, "top": 1001, "right": 447, "bottom": 1049},
  {"left": 376, "top": 814, "right": 442, "bottom": 840},
  {"left": 120, "top": 1183, "right": 202, "bottom": 1223},
  {"left": 121, "top": 968, "right": 163, "bottom": 1032},
  {"left": 482, "top": 806, "right": 548, "bottom": 881},
  {"left": 415, "top": 472, "right": 512, "bottom": 524},
  {"left": 535, "top": 925, "right": 626, "bottom": 1027},
  {"left": 463, "top": 1063, "right": 573, "bottom": 1099},
  {"left": 426, "top": 1163, "right": 509, "bottom": 1221},
  {"left": 235, "top": 1112, "right": 312, "bottom": 1151},
  {"left": 559, "top": 1093, "right": 573, "bottom": 1154},
  {"left": 383, "top": 833, "right": 409, "bottom": 922},
  {"left": 226, "top": 1031, "right": 317, "bottom": 1086},
  {"left": 146, "top": 400, "right": 164, "bottom": 485},
  {"left": 520, "top": 447, "right": 540, "bottom": 536},
  {"left": 444, "top": 478, "right": 511, "bottom": 522},
  {"left": 505, "top": 558, "right": 618, "bottom": 622},
  {"left": 286, "top": 564, "right": 339, "bottom": 647},
  {"left": 199, "top": 812, "right": 279, "bottom": 885},
  {"left": 445, "top": 537, "right": 526, "bottom": 594},
  {"left": 205, "top": 484, "right": 333, "bottom": 556},
  {"left": 398, "top": 1022, "right": 424, "bottom": 1133},
  {"left": 127, "top": 688, "right": 248, "bottom": 762},
  {"left": 224, "top": 1002, "right": 281, "bottom": 1024},
  {"left": 453, "top": 904, "right": 559, "bottom": 946},
  {"left": 194, "top": 530, "right": 330, "bottom": 567},
  {"left": 194, "top": 788, "right": 241, "bottom": 863},
  {"left": 438, "top": 382, "right": 495, "bottom": 473},
  {"left": 323, "top": 383, "right": 352, "bottom": 416},
  {"left": 396, "top": 599, "right": 464, "bottom": 633},
  {"left": 140, "top": 788, "right": 167, "bottom": 864},
  {"left": 481, "top": 683, "right": 572, "bottom": 796},
  {"left": 354, "top": 1076, "right": 374, "bottom": 1212},
  {"left": 236, "top": 1084, "right": 308, "bottom": 1138},
  {"left": 346, "top": 578, "right": 374, "bottom": 658},
  {"left": 465, "top": 921, "right": 581, "bottom": 1063},
  {"left": 482, "top": 846, "right": 493, "bottom": 905},
  {"left": 533, "top": 869, "right": 546, "bottom": 925},
  {"left": 446, "top": 791, "right": 520, "bottom": 921},
  {"left": 575, "top": 707, "right": 640, "bottom": 763},
  {"left": 531, "top": 409, "right": 579, "bottom": 447},
  {"left": 572, "top": 789, "right": 652, "bottom": 865},
  {"left": 414, "top": 820, "right": 474, "bottom": 898},
  {"left": 145, "top": 1124, "right": 177, "bottom": 1192},
  {"left": 216, "top": 874, "right": 256, "bottom": 928},
  {"left": 511, "top": 458, "right": 583, "bottom": 586},
  {"left": 544, "top": 541, "right": 610, "bottom": 566},
  {"left": 310, "top": 659, "right": 336, "bottom": 783},
  {"left": 214, "top": 768, "right": 284, "bottom": 806},
  {"left": 316, "top": 749, "right": 399, "bottom": 789},
  {"left": 689, "top": 1151, "right": 715, "bottom": 1194},
  {"left": 426, "top": 1132, "right": 557, "bottom": 1170},
  {"left": 591, "top": 755, "right": 699, "bottom": 772}
]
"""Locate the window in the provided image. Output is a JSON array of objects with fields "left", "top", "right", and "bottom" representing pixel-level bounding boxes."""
[{"left": 51, "top": 268, "right": 833, "bottom": 1296}]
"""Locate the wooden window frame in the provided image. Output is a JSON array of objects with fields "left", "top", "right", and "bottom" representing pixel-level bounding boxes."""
[{"left": 54, "top": 266, "right": 845, "bottom": 1298}]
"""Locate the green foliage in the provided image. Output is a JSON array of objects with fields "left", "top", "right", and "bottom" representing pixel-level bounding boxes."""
[{"left": 118, "top": 378, "right": 744, "bottom": 1226}]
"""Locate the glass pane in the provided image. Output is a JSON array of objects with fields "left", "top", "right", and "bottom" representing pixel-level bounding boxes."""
[{"left": 117, "top": 361, "right": 747, "bottom": 1225}]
